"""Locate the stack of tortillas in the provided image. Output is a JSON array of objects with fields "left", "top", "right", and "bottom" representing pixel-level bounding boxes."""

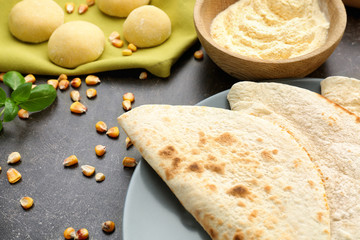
[
  {"left": 118, "top": 76, "right": 360, "bottom": 239},
  {"left": 228, "top": 79, "right": 360, "bottom": 239}
]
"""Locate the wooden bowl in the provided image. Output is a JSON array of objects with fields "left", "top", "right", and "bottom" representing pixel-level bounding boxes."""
[{"left": 194, "top": 0, "right": 347, "bottom": 80}]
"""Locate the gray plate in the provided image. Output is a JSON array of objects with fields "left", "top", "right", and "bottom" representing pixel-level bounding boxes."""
[{"left": 123, "top": 78, "right": 322, "bottom": 240}]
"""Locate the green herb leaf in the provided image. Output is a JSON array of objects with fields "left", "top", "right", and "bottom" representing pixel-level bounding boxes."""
[
  {"left": 3, "top": 98, "right": 18, "bottom": 122},
  {"left": 11, "top": 82, "right": 32, "bottom": 104},
  {"left": 0, "top": 88, "right": 6, "bottom": 107},
  {"left": 20, "top": 84, "right": 57, "bottom": 112},
  {"left": 3, "top": 71, "right": 25, "bottom": 91}
]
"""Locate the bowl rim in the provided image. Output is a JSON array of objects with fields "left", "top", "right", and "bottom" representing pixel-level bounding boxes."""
[{"left": 193, "top": 0, "right": 347, "bottom": 64}]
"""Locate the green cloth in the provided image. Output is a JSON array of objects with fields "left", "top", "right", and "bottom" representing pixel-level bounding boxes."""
[{"left": 0, "top": 0, "right": 197, "bottom": 77}]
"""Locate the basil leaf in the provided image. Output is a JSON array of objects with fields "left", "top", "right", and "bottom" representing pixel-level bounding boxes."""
[
  {"left": 20, "top": 84, "right": 57, "bottom": 112},
  {"left": 3, "top": 98, "right": 18, "bottom": 122},
  {"left": 3, "top": 71, "right": 25, "bottom": 90},
  {"left": 0, "top": 88, "right": 6, "bottom": 107},
  {"left": 11, "top": 82, "right": 32, "bottom": 104}
]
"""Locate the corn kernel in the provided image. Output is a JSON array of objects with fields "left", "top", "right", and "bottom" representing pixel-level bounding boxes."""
[
  {"left": 139, "top": 71, "right": 147, "bottom": 80},
  {"left": 86, "top": 0, "right": 95, "bottom": 6},
  {"left": 65, "top": 2, "right": 75, "bottom": 13},
  {"left": 122, "top": 157, "right": 137, "bottom": 168},
  {"left": 70, "top": 102, "right": 87, "bottom": 114},
  {"left": 122, "top": 49, "right": 132, "bottom": 56},
  {"left": 111, "top": 39, "right": 124, "bottom": 48},
  {"left": 70, "top": 77, "right": 82, "bottom": 88},
  {"left": 95, "top": 172, "right": 105, "bottom": 182},
  {"left": 63, "top": 155, "right": 78, "bottom": 167},
  {"left": 122, "top": 100, "right": 132, "bottom": 111},
  {"left": 95, "top": 121, "right": 107, "bottom": 133},
  {"left": 7, "top": 152, "right": 21, "bottom": 164},
  {"left": 127, "top": 43, "right": 137, "bottom": 52},
  {"left": 31, "top": 84, "right": 37, "bottom": 89},
  {"left": 106, "top": 127, "right": 119, "bottom": 138},
  {"left": 24, "top": 74, "right": 36, "bottom": 83},
  {"left": 0, "top": 72, "right": 5, "bottom": 82},
  {"left": 123, "top": 92, "right": 135, "bottom": 102},
  {"left": 86, "top": 88, "right": 97, "bottom": 98},
  {"left": 7, "top": 168, "right": 21, "bottom": 184},
  {"left": 70, "top": 90, "right": 81, "bottom": 102},
  {"left": 64, "top": 227, "right": 76, "bottom": 239},
  {"left": 18, "top": 109, "right": 29, "bottom": 119},
  {"left": 95, "top": 145, "right": 106, "bottom": 156},
  {"left": 20, "top": 197, "right": 34, "bottom": 210},
  {"left": 194, "top": 50, "right": 204, "bottom": 60},
  {"left": 85, "top": 75, "right": 100, "bottom": 85},
  {"left": 0, "top": 166, "right": 2, "bottom": 172},
  {"left": 76, "top": 228, "right": 89, "bottom": 240},
  {"left": 47, "top": 79, "right": 59, "bottom": 89},
  {"left": 81, "top": 165, "right": 95, "bottom": 177},
  {"left": 125, "top": 137, "right": 133, "bottom": 149},
  {"left": 78, "top": 4, "right": 88, "bottom": 14},
  {"left": 58, "top": 73, "right": 68, "bottom": 80},
  {"left": 102, "top": 221, "right": 115, "bottom": 233},
  {"left": 59, "top": 79, "right": 70, "bottom": 90},
  {"left": 109, "top": 31, "right": 120, "bottom": 42}
]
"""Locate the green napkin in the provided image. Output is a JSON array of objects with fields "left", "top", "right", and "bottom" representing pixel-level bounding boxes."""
[{"left": 0, "top": 0, "right": 197, "bottom": 77}]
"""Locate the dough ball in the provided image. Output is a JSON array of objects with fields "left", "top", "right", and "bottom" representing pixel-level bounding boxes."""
[
  {"left": 123, "top": 5, "right": 171, "bottom": 48},
  {"left": 48, "top": 21, "right": 105, "bottom": 68},
  {"left": 8, "top": 0, "right": 64, "bottom": 43},
  {"left": 97, "top": 0, "right": 150, "bottom": 17}
]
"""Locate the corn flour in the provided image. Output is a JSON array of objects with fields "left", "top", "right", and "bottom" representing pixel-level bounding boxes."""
[{"left": 210, "top": 0, "right": 330, "bottom": 59}]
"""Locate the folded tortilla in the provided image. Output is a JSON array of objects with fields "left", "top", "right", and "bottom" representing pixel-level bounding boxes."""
[
  {"left": 118, "top": 105, "right": 330, "bottom": 240},
  {"left": 228, "top": 81, "right": 360, "bottom": 239},
  {"left": 321, "top": 76, "right": 360, "bottom": 116}
]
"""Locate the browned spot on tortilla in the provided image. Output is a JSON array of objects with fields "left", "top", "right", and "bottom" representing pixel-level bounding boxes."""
[
  {"left": 236, "top": 151, "right": 250, "bottom": 157},
  {"left": 284, "top": 186, "right": 292, "bottom": 191},
  {"left": 139, "top": 147, "right": 143, "bottom": 153},
  {"left": 206, "top": 184, "right": 217, "bottom": 192},
  {"left": 209, "top": 228, "right": 218, "bottom": 239},
  {"left": 264, "top": 185, "right": 271, "bottom": 194},
  {"left": 208, "top": 154, "right": 217, "bottom": 161},
  {"left": 261, "top": 150, "right": 275, "bottom": 162},
  {"left": 227, "top": 185, "right": 250, "bottom": 198},
  {"left": 317, "top": 212, "right": 323, "bottom": 222},
  {"left": 256, "top": 138, "right": 263, "bottom": 142},
  {"left": 205, "top": 163, "right": 225, "bottom": 174},
  {"left": 158, "top": 145, "right": 177, "bottom": 159},
  {"left": 187, "top": 162, "right": 204, "bottom": 173},
  {"left": 215, "top": 132, "right": 237, "bottom": 146},
  {"left": 248, "top": 209, "right": 258, "bottom": 222},
  {"left": 191, "top": 149, "right": 201, "bottom": 155},
  {"left": 146, "top": 140, "right": 151, "bottom": 146},
  {"left": 233, "top": 230, "right": 245, "bottom": 240},
  {"left": 269, "top": 195, "right": 282, "bottom": 205},
  {"left": 172, "top": 157, "right": 181, "bottom": 169},
  {"left": 293, "top": 158, "right": 302, "bottom": 168},
  {"left": 237, "top": 201, "right": 246, "bottom": 207},
  {"left": 272, "top": 149, "right": 278, "bottom": 155},
  {"left": 198, "top": 131, "right": 207, "bottom": 146},
  {"left": 162, "top": 116, "right": 171, "bottom": 122},
  {"left": 165, "top": 169, "right": 174, "bottom": 180},
  {"left": 308, "top": 180, "right": 315, "bottom": 188}
]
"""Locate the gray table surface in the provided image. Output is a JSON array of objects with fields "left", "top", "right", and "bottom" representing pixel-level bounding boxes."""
[{"left": 0, "top": 6, "right": 359, "bottom": 240}]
